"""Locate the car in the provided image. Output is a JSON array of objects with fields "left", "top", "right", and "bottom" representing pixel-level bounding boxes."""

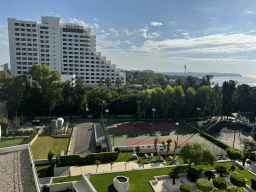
[{"left": 32, "top": 119, "right": 41, "bottom": 126}]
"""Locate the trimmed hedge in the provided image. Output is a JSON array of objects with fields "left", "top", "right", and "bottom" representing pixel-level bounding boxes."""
[
  {"left": 180, "top": 183, "right": 192, "bottom": 192},
  {"left": 179, "top": 120, "right": 230, "bottom": 150},
  {"left": 59, "top": 151, "right": 119, "bottom": 165},
  {"left": 213, "top": 177, "right": 227, "bottom": 190},
  {"left": 196, "top": 178, "right": 213, "bottom": 192},
  {"left": 230, "top": 174, "right": 246, "bottom": 188},
  {"left": 251, "top": 178, "right": 256, "bottom": 190}
]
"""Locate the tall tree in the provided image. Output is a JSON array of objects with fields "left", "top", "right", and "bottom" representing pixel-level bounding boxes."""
[
  {"left": 173, "top": 86, "right": 185, "bottom": 118},
  {"left": 28, "top": 64, "right": 62, "bottom": 115},
  {"left": 212, "top": 83, "right": 223, "bottom": 118},
  {"left": 226, "top": 147, "right": 243, "bottom": 167},
  {"left": 115, "top": 78, "right": 122, "bottom": 89},
  {"left": 163, "top": 85, "right": 175, "bottom": 117},
  {"left": 166, "top": 139, "right": 172, "bottom": 160},
  {"left": 105, "top": 78, "right": 112, "bottom": 89},
  {"left": 137, "top": 89, "right": 150, "bottom": 119},
  {"left": 150, "top": 87, "right": 165, "bottom": 118},
  {"left": 184, "top": 87, "right": 196, "bottom": 116},
  {"left": 194, "top": 86, "right": 212, "bottom": 116},
  {"left": 239, "top": 137, "right": 256, "bottom": 166},
  {"left": 222, "top": 80, "right": 237, "bottom": 118}
]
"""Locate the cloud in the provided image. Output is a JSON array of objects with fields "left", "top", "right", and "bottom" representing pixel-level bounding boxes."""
[
  {"left": 108, "top": 28, "right": 119, "bottom": 36},
  {"left": 244, "top": 10, "right": 253, "bottom": 14},
  {"left": 94, "top": 18, "right": 97, "bottom": 21},
  {"left": 123, "top": 29, "right": 133, "bottom": 36},
  {"left": 139, "top": 28, "right": 160, "bottom": 39},
  {"left": 69, "top": 18, "right": 99, "bottom": 29},
  {"left": 98, "top": 40, "right": 121, "bottom": 47},
  {"left": 182, "top": 33, "right": 188, "bottom": 36},
  {"left": 150, "top": 22, "right": 163, "bottom": 27},
  {"left": 123, "top": 40, "right": 132, "bottom": 44}
]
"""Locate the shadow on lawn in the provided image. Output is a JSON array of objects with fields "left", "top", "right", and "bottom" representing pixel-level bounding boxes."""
[{"left": 108, "top": 184, "right": 117, "bottom": 192}]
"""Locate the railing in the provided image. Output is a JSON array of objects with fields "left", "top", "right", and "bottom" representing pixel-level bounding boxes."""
[{"left": 101, "top": 121, "right": 112, "bottom": 152}]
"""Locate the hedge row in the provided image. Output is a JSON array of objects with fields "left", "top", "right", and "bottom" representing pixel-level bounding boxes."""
[
  {"left": 179, "top": 120, "right": 230, "bottom": 150},
  {"left": 59, "top": 152, "right": 118, "bottom": 165}
]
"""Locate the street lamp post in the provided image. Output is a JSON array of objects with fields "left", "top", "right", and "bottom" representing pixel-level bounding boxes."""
[
  {"left": 176, "top": 122, "right": 179, "bottom": 147},
  {"left": 102, "top": 101, "right": 105, "bottom": 123},
  {"left": 139, "top": 101, "right": 141, "bottom": 121},
  {"left": 152, "top": 108, "right": 156, "bottom": 133},
  {"left": 105, "top": 109, "right": 109, "bottom": 123}
]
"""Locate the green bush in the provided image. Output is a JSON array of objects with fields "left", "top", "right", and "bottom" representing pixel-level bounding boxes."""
[
  {"left": 230, "top": 174, "right": 246, "bottom": 188},
  {"left": 196, "top": 178, "right": 213, "bottom": 192},
  {"left": 227, "top": 186, "right": 246, "bottom": 192},
  {"left": 187, "top": 168, "right": 202, "bottom": 183},
  {"left": 114, "top": 147, "right": 121, "bottom": 154},
  {"left": 180, "top": 183, "right": 192, "bottom": 192},
  {"left": 215, "top": 165, "right": 228, "bottom": 177},
  {"left": 59, "top": 152, "right": 118, "bottom": 165},
  {"left": 204, "top": 170, "right": 215, "bottom": 180},
  {"left": 251, "top": 178, "right": 256, "bottom": 190},
  {"left": 213, "top": 177, "right": 227, "bottom": 190}
]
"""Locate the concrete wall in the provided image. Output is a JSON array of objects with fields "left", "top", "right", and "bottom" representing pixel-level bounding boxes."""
[
  {"left": 66, "top": 125, "right": 73, "bottom": 155},
  {"left": 54, "top": 164, "right": 70, "bottom": 177},
  {"left": 49, "top": 182, "right": 74, "bottom": 192},
  {"left": 0, "top": 144, "right": 28, "bottom": 154},
  {"left": 82, "top": 175, "right": 97, "bottom": 192}
]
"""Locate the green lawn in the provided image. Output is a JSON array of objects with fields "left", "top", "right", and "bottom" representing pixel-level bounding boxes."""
[
  {"left": 31, "top": 136, "right": 70, "bottom": 159},
  {"left": 36, "top": 164, "right": 53, "bottom": 178},
  {"left": 88, "top": 162, "right": 256, "bottom": 192},
  {"left": 115, "top": 152, "right": 137, "bottom": 162},
  {"left": 0, "top": 138, "right": 25, "bottom": 148},
  {"left": 52, "top": 175, "right": 82, "bottom": 183}
]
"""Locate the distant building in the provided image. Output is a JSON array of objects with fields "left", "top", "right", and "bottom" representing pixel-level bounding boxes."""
[
  {"left": 3, "top": 63, "right": 10, "bottom": 71},
  {"left": 8, "top": 16, "right": 126, "bottom": 87},
  {"left": 0, "top": 63, "right": 10, "bottom": 72}
]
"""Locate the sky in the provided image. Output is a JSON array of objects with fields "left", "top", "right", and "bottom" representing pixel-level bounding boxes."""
[{"left": 1, "top": 0, "right": 256, "bottom": 75}]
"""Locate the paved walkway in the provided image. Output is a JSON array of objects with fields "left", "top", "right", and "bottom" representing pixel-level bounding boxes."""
[
  {"left": 69, "top": 161, "right": 166, "bottom": 176},
  {"left": 72, "top": 123, "right": 95, "bottom": 155}
]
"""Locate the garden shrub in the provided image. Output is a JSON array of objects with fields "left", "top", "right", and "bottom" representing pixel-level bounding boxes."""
[
  {"left": 251, "top": 178, "right": 256, "bottom": 190},
  {"left": 59, "top": 152, "right": 118, "bottom": 165},
  {"left": 213, "top": 177, "right": 227, "bottom": 190},
  {"left": 230, "top": 174, "right": 246, "bottom": 188},
  {"left": 227, "top": 186, "right": 246, "bottom": 192},
  {"left": 114, "top": 147, "right": 121, "bottom": 154},
  {"left": 187, "top": 168, "right": 202, "bottom": 182},
  {"left": 215, "top": 165, "right": 228, "bottom": 177},
  {"left": 204, "top": 170, "right": 215, "bottom": 180},
  {"left": 250, "top": 154, "right": 256, "bottom": 161},
  {"left": 196, "top": 178, "right": 213, "bottom": 192},
  {"left": 180, "top": 183, "right": 192, "bottom": 192}
]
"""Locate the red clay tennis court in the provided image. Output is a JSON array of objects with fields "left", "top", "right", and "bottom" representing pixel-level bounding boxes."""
[
  {"left": 117, "top": 123, "right": 174, "bottom": 133},
  {"left": 124, "top": 137, "right": 194, "bottom": 150}
]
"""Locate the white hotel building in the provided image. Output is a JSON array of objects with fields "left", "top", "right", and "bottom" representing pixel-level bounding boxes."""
[{"left": 8, "top": 16, "right": 126, "bottom": 86}]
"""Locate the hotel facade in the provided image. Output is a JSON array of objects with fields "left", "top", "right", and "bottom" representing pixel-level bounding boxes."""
[{"left": 8, "top": 16, "right": 126, "bottom": 86}]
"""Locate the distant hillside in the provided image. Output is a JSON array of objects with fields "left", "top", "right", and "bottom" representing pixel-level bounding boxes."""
[{"left": 158, "top": 72, "right": 242, "bottom": 78}]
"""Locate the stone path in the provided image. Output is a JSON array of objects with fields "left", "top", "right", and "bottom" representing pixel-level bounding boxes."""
[{"left": 69, "top": 161, "right": 166, "bottom": 176}]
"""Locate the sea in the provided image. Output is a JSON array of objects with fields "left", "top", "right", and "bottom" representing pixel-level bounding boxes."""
[{"left": 211, "top": 75, "right": 256, "bottom": 87}]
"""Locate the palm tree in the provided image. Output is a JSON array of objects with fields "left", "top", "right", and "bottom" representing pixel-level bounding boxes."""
[
  {"left": 166, "top": 139, "right": 172, "bottom": 161},
  {"left": 95, "top": 160, "right": 101, "bottom": 173},
  {"left": 105, "top": 78, "right": 112, "bottom": 89},
  {"left": 115, "top": 78, "right": 122, "bottom": 89}
]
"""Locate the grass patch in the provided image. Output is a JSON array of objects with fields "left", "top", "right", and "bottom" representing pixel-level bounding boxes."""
[
  {"left": 115, "top": 152, "right": 137, "bottom": 162},
  {"left": 36, "top": 164, "right": 54, "bottom": 178},
  {"left": 31, "top": 136, "right": 69, "bottom": 159},
  {"left": 0, "top": 137, "right": 25, "bottom": 148},
  {"left": 89, "top": 162, "right": 255, "bottom": 192},
  {"left": 52, "top": 175, "right": 82, "bottom": 183}
]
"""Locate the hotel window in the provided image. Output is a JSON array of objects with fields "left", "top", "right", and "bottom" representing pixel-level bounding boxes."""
[
  {"left": 15, "top": 23, "right": 19, "bottom": 26},
  {"left": 32, "top": 24, "right": 36, "bottom": 27}
]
